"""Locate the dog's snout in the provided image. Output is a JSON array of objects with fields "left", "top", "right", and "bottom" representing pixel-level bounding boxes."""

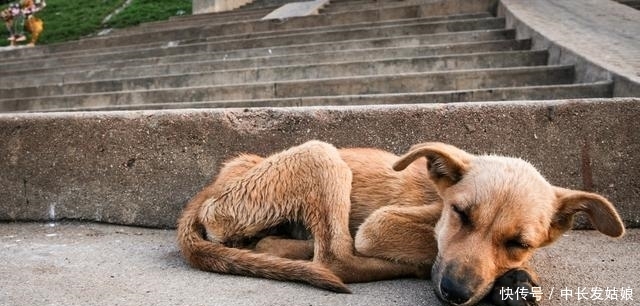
[{"left": 440, "top": 275, "right": 472, "bottom": 305}]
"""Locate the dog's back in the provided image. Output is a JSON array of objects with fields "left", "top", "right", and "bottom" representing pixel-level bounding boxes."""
[
  {"left": 177, "top": 142, "right": 351, "bottom": 292},
  {"left": 339, "top": 148, "right": 440, "bottom": 234}
]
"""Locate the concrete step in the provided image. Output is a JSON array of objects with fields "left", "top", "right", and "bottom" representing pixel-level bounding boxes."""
[
  {"left": 0, "top": 49, "right": 546, "bottom": 94},
  {"left": 113, "top": 4, "right": 434, "bottom": 39},
  {"left": 0, "top": 50, "right": 548, "bottom": 98},
  {"left": 0, "top": 14, "right": 500, "bottom": 67},
  {"left": 0, "top": 0, "right": 494, "bottom": 58},
  {"left": 111, "top": 8, "right": 490, "bottom": 42},
  {"left": 2, "top": 222, "right": 637, "bottom": 306},
  {"left": 88, "top": 12, "right": 494, "bottom": 58},
  {"left": 113, "top": 16, "right": 506, "bottom": 52},
  {"left": 160, "top": 12, "right": 502, "bottom": 45},
  {"left": 0, "top": 40, "right": 532, "bottom": 87},
  {"left": 0, "top": 0, "right": 618, "bottom": 115},
  {"left": 110, "top": 4, "right": 304, "bottom": 38},
  {"left": 0, "top": 28, "right": 515, "bottom": 74},
  {"left": 1, "top": 5, "right": 420, "bottom": 59},
  {"left": 48, "top": 82, "right": 613, "bottom": 112},
  {"left": 0, "top": 65, "right": 577, "bottom": 112},
  {"left": 0, "top": 99, "right": 637, "bottom": 228}
]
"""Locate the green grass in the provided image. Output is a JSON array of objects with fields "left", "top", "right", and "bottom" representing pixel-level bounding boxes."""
[
  {"left": 1, "top": 0, "right": 192, "bottom": 46},
  {"left": 105, "top": 0, "right": 191, "bottom": 29}
]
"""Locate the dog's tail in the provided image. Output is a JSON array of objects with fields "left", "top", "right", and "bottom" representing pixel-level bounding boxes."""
[{"left": 176, "top": 196, "right": 350, "bottom": 293}]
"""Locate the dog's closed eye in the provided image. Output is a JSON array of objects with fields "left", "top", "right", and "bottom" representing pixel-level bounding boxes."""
[
  {"left": 452, "top": 204, "right": 472, "bottom": 227},
  {"left": 505, "top": 238, "right": 530, "bottom": 250}
]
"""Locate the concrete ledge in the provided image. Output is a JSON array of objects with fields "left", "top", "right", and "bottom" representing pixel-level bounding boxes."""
[
  {"left": 0, "top": 98, "right": 638, "bottom": 229},
  {"left": 498, "top": 0, "right": 640, "bottom": 96},
  {"left": 262, "top": 0, "right": 330, "bottom": 20}
]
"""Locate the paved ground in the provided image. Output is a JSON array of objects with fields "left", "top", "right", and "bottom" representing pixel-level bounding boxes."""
[{"left": 0, "top": 222, "right": 637, "bottom": 306}]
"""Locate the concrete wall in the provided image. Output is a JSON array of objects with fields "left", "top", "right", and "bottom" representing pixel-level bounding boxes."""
[
  {"left": 193, "top": 0, "right": 254, "bottom": 14},
  {"left": 498, "top": 0, "right": 640, "bottom": 97},
  {"left": 0, "top": 99, "right": 638, "bottom": 229}
]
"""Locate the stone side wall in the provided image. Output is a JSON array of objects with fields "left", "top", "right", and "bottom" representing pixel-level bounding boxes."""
[{"left": 498, "top": 0, "right": 640, "bottom": 96}]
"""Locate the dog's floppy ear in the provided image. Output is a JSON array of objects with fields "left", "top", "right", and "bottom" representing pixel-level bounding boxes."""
[
  {"left": 548, "top": 187, "right": 625, "bottom": 243},
  {"left": 393, "top": 142, "right": 473, "bottom": 187}
]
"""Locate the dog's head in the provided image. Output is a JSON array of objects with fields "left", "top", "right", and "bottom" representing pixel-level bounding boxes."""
[{"left": 393, "top": 143, "right": 625, "bottom": 306}]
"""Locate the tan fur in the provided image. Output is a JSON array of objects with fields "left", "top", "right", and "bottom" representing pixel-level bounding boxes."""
[
  {"left": 393, "top": 144, "right": 624, "bottom": 305},
  {"left": 177, "top": 140, "right": 625, "bottom": 305},
  {"left": 177, "top": 141, "right": 420, "bottom": 293},
  {"left": 24, "top": 15, "right": 43, "bottom": 46},
  {"left": 21, "top": 0, "right": 43, "bottom": 46}
]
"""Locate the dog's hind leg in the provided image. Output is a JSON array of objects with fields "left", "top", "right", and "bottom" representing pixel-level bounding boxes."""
[
  {"left": 295, "top": 145, "right": 424, "bottom": 282},
  {"left": 201, "top": 141, "right": 420, "bottom": 285}
]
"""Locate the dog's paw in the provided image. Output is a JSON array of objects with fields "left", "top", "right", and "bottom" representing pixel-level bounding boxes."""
[{"left": 488, "top": 269, "right": 540, "bottom": 306}]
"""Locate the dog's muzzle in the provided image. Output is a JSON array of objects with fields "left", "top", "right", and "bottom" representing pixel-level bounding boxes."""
[{"left": 440, "top": 275, "right": 472, "bottom": 305}]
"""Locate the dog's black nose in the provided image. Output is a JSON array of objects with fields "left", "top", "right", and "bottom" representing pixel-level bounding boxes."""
[{"left": 440, "top": 276, "right": 472, "bottom": 305}]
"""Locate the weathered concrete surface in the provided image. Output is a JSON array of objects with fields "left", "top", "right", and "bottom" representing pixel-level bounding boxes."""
[
  {"left": 498, "top": 0, "right": 640, "bottom": 96},
  {"left": 1, "top": 29, "right": 515, "bottom": 74},
  {"left": 0, "top": 0, "right": 495, "bottom": 59},
  {"left": 0, "top": 65, "right": 576, "bottom": 111},
  {"left": 0, "top": 99, "right": 638, "bottom": 228},
  {"left": 0, "top": 38, "right": 525, "bottom": 87},
  {"left": 0, "top": 222, "right": 637, "bottom": 306},
  {"left": 45, "top": 82, "right": 613, "bottom": 112},
  {"left": 0, "top": 51, "right": 549, "bottom": 99}
]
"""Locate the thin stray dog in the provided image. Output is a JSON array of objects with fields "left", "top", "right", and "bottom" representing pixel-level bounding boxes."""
[{"left": 177, "top": 140, "right": 624, "bottom": 306}]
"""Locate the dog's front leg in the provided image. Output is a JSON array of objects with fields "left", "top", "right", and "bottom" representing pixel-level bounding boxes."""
[
  {"left": 354, "top": 204, "right": 441, "bottom": 266},
  {"left": 354, "top": 204, "right": 442, "bottom": 278},
  {"left": 488, "top": 266, "right": 540, "bottom": 306}
]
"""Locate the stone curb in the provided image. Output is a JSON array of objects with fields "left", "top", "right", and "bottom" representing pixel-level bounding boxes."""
[{"left": 0, "top": 98, "right": 638, "bottom": 229}]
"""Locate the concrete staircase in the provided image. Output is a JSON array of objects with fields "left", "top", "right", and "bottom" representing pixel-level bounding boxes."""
[{"left": 0, "top": 0, "right": 614, "bottom": 112}]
